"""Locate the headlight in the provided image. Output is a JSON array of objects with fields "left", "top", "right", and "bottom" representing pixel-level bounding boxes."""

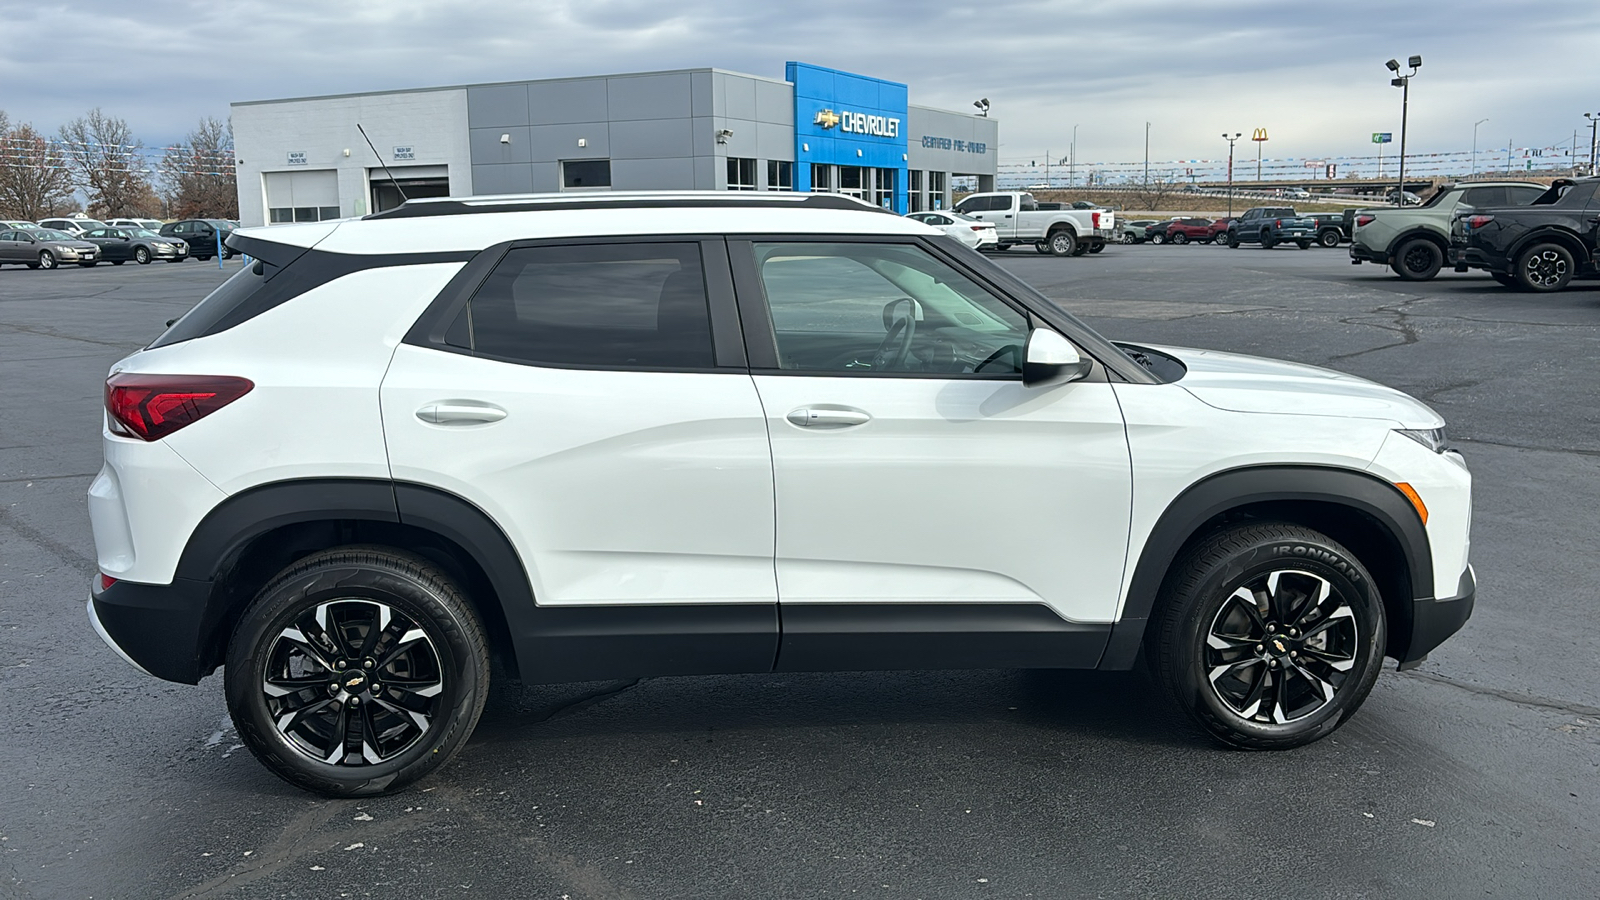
[{"left": 1396, "top": 427, "right": 1448, "bottom": 453}]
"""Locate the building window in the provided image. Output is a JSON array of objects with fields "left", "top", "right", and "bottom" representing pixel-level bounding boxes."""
[
  {"left": 562, "top": 159, "right": 611, "bottom": 190},
  {"left": 872, "top": 168, "right": 895, "bottom": 210},
  {"left": 269, "top": 206, "right": 340, "bottom": 223},
  {"left": 810, "top": 164, "right": 833, "bottom": 193},
  {"left": 908, "top": 170, "right": 924, "bottom": 212},
  {"left": 928, "top": 171, "right": 947, "bottom": 209},
  {"left": 767, "top": 160, "right": 793, "bottom": 191},
  {"left": 727, "top": 157, "right": 756, "bottom": 191},
  {"left": 837, "top": 166, "right": 864, "bottom": 199}
]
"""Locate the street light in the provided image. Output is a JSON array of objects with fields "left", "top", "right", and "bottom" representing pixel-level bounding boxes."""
[
  {"left": 1222, "top": 132, "right": 1242, "bottom": 217},
  {"left": 1386, "top": 54, "right": 1421, "bottom": 207},
  {"left": 973, "top": 98, "right": 990, "bottom": 118},
  {"left": 1472, "top": 118, "right": 1488, "bottom": 178},
  {"left": 1070, "top": 123, "right": 1078, "bottom": 188},
  {"left": 1144, "top": 121, "right": 1151, "bottom": 190},
  {"left": 1585, "top": 112, "right": 1600, "bottom": 174}
]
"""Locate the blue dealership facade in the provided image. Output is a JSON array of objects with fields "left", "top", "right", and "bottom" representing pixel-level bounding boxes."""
[{"left": 233, "top": 61, "right": 998, "bottom": 225}]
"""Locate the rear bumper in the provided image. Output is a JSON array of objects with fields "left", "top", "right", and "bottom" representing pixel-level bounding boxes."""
[
  {"left": 1396, "top": 565, "right": 1475, "bottom": 670},
  {"left": 1449, "top": 246, "right": 1506, "bottom": 274},
  {"left": 88, "top": 576, "right": 217, "bottom": 684},
  {"left": 1348, "top": 243, "right": 1387, "bottom": 265}
]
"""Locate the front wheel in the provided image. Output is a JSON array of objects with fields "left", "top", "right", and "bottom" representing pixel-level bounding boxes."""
[
  {"left": 1151, "top": 522, "right": 1386, "bottom": 750},
  {"left": 38, "top": 251, "right": 56, "bottom": 270},
  {"left": 1296, "top": 240, "right": 1310, "bottom": 250},
  {"left": 1515, "top": 242, "right": 1575, "bottom": 292},
  {"left": 1048, "top": 229, "right": 1078, "bottom": 257},
  {"left": 1227, "top": 233, "right": 1240, "bottom": 249},
  {"left": 1172, "top": 232, "right": 1189, "bottom": 245},
  {"left": 1213, "top": 233, "right": 1228, "bottom": 245},
  {"left": 134, "top": 247, "right": 151, "bottom": 264},
  {"left": 225, "top": 547, "right": 491, "bottom": 797},
  {"left": 1150, "top": 233, "right": 1166, "bottom": 245}
]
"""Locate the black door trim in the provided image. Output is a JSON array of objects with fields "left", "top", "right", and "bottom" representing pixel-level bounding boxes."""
[{"left": 776, "top": 603, "right": 1111, "bottom": 672}]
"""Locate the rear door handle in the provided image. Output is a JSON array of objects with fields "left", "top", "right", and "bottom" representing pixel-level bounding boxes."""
[
  {"left": 416, "top": 402, "right": 507, "bottom": 425},
  {"left": 786, "top": 408, "right": 871, "bottom": 428}
]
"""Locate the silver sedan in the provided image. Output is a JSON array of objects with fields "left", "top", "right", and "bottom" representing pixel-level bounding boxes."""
[{"left": 0, "top": 229, "right": 103, "bottom": 268}]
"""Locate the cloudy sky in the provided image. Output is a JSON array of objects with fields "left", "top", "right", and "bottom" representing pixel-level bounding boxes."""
[{"left": 3, "top": 0, "right": 1597, "bottom": 173}]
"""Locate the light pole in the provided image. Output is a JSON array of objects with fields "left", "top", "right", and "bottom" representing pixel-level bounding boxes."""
[
  {"left": 1222, "top": 132, "right": 1241, "bottom": 217},
  {"left": 1386, "top": 55, "right": 1421, "bottom": 207},
  {"left": 1586, "top": 112, "right": 1600, "bottom": 174},
  {"left": 1070, "top": 123, "right": 1078, "bottom": 188},
  {"left": 1143, "top": 121, "right": 1151, "bottom": 190},
  {"left": 1472, "top": 118, "right": 1488, "bottom": 178}
]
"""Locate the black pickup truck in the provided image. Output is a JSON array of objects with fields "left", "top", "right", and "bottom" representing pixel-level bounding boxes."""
[
  {"left": 1450, "top": 177, "right": 1600, "bottom": 292},
  {"left": 1304, "top": 213, "right": 1346, "bottom": 247}
]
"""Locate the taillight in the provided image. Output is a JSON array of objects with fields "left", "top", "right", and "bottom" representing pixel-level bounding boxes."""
[
  {"left": 971, "top": 225, "right": 986, "bottom": 231},
  {"left": 1092, "top": 212, "right": 1101, "bottom": 228},
  {"left": 98, "top": 573, "right": 117, "bottom": 591},
  {"left": 1467, "top": 215, "right": 1495, "bottom": 229},
  {"left": 1356, "top": 215, "right": 1375, "bottom": 227},
  {"left": 105, "top": 374, "right": 253, "bottom": 441},
  {"left": 1275, "top": 219, "right": 1282, "bottom": 228}
]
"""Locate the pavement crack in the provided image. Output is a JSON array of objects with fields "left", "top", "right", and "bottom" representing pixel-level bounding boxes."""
[
  {"left": 1400, "top": 669, "right": 1600, "bottom": 718},
  {"left": 1328, "top": 298, "right": 1422, "bottom": 361},
  {"left": 1453, "top": 436, "right": 1600, "bottom": 459},
  {"left": 0, "top": 502, "right": 94, "bottom": 571}
]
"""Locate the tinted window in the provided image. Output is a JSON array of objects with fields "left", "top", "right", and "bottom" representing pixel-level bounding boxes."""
[
  {"left": 752, "top": 241, "right": 1029, "bottom": 376},
  {"left": 1460, "top": 186, "right": 1506, "bottom": 207},
  {"left": 953, "top": 195, "right": 994, "bottom": 214},
  {"left": 562, "top": 160, "right": 611, "bottom": 189},
  {"left": 464, "top": 242, "right": 713, "bottom": 369},
  {"left": 1506, "top": 186, "right": 1546, "bottom": 205}
]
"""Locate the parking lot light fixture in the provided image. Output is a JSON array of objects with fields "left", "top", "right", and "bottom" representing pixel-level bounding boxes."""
[
  {"left": 1388, "top": 55, "right": 1421, "bottom": 207},
  {"left": 1222, "top": 132, "right": 1242, "bottom": 216},
  {"left": 1585, "top": 113, "right": 1600, "bottom": 174},
  {"left": 1473, "top": 118, "right": 1488, "bottom": 177}
]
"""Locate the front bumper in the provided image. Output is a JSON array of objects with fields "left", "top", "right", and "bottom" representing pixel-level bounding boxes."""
[
  {"left": 88, "top": 576, "right": 218, "bottom": 684},
  {"left": 1396, "top": 565, "right": 1475, "bottom": 670}
]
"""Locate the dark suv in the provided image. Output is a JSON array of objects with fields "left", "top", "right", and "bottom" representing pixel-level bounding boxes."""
[
  {"left": 1450, "top": 177, "right": 1600, "bottom": 291},
  {"left": 159, "top": 219, "right": 237, "bottom": 260}
]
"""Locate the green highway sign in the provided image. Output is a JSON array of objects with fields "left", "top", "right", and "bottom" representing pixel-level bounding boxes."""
[{"left": 1372, "top": 133, "right": 1393, "bottom": 144}]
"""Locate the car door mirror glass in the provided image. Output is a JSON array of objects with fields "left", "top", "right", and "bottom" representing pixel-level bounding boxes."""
[{"left": 1024, "top": 328, "right": 1091, "bottom": 387}]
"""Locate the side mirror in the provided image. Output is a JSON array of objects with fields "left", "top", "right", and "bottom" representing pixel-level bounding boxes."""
[{"left": 1023, "top": 329, "right": 1091, "bottom": 387}]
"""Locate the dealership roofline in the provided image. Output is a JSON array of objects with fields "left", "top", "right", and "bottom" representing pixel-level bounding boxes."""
[{"left": 230, "top": 67, "right": 796, "bottom": 108}]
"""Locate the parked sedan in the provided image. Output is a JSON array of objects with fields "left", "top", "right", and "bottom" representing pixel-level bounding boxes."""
[
  {"left": 905, "top": 210, "right": 999, "bottom": 249},
  {"left": 106, "top": 218, "right": 166, "bottom": 232},
  {"left": 79, "top": 227, "right": 189, "bottom": 265},
  {"left": 159, "top": 219, "right": 237, "bottom": 260},
  {"left": 36, "top": 217, "right": 109, "bottom": 236},
  {"left": 0, "top": 228, "right": 101, "bottom": 268}
]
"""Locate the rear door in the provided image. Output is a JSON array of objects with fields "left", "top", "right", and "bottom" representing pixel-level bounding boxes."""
[
  {"left": 381, "top": 237, "right": 778, "bottom": 682},
  {"left": 731, "top": 238, "right": 1132, "bottom": 671}
]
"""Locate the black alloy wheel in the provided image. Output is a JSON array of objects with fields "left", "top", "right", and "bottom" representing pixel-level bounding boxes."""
[
  {"left": 1227, "top": 233, "right": 1241, "bottom": 248},
  {"left": 1151, "top": 522, "right": 1385, "bottom": 749},
  {"left": 134, "top": 246, "right": 151, "bottom": 264},
  {"left": 38, "top": 251, "right": 56, "bottom": 269},
  {"left": 1089, "top": 243, "right": 1105, "bottom": 254},
  {"left": 1261, "top": 234, "right": 1276, "bottom": 249},
  {"left": 1048, "top": 229, "right": 1078, "bottom": 257},
  {"left": 1391, "top": 237, "right": 1443, "bottom": 281},
  {"left": 1320, "top": 229, "right": 1341, "bottom": 248},
  {"left": 1035, "top": 242, "right": 1051, "bottom": 254},
  {"left": 1515, "top": 243, "right": 1574, "bottom": 292},
  {"left": 226, "top": 547, "right": 490, "bottom": 796}
]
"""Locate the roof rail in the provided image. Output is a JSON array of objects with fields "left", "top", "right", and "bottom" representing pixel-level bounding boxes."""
[{"left": 363, "top": 191, "right": 896, "bottom": 220}]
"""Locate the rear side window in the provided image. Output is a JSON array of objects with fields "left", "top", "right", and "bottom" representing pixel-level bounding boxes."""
[
  {"left": 461, "top": 243, "right": 714, "bottom": 369},
  {"left": 1460, "top": 186, "right": 1506, "bottom": 207},
  {"left": 1506, "top": 186, "right": 1546, "bottom": 205}
]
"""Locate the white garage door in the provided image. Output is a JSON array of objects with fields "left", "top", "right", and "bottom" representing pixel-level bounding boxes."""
[{"left": 264, "top": 170, "right": 341, "bottom": 224}]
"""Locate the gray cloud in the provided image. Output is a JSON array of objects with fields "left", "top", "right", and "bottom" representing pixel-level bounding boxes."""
[{"left": 1, "top": 0, "right": 1595, "bottom": 170}]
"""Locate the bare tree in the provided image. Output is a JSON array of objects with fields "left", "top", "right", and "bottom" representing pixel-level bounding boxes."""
[
  {"left": 58, "top": 108, "right": 156, "bottom": 217},
  {"left": 0, "top": 118, "right": 78, "bottom": 220},
  {"left": 1131, "top": 171, "right": 1186, "bottom": 211},
  {"left": 160, "top": 116, "right": 237, "bottom": 219}
]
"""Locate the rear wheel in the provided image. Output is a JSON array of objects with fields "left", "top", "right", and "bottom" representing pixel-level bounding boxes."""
[
  {"left": 1320, "top": 229, "right": 1341, "bottom": 248},
  {"left": 1088, "top": 243, "right": 1105, "bottom": 254},
  {"left": 225, "top": 547, "right": 491, "bottom": 797},
  {"left": 1390, "top": 238, "right": 1444, "bottom": 280},
  {"left": 1515, "top": 242, "right": 1575, "bottom": 292},
  {"left": 1152, "top": 522, "right": 1386, "bottom": 750},
  {"left": 1048, "top": 229, "right": 1078, "bottom": 257}
]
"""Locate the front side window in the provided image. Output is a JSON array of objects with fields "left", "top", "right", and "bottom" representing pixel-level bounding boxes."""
[
  {"left": 463, "top": 242, "right": 713, "bottom": 369},
  {"left": 752, "top": 241, "right": 1028, "bottom": 376}
]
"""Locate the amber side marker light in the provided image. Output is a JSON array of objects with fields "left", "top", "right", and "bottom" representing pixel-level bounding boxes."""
[{"left": 1395, "top": 482, "right": 1428, "bottom": 525}]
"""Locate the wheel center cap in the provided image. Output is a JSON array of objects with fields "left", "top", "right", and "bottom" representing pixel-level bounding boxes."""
[
  {"left": 1267, "top": 636, "right": 1296, "bottom": 657},
  {"left": 343, "top": 672, "right": 367, "bottom": 692}
]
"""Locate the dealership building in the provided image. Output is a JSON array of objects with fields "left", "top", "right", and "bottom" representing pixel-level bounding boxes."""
[{"left": 231, "top": 62, "right": 999, "bottom": 227}]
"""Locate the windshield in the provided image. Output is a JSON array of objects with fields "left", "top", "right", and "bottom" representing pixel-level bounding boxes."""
[
  {"left": 34, "top": 229, "right": 74, "bottom": 241},
  {"left": 71, "top": 220, "right": 108, "bottom": 229},
  {"left": 1418, "top": 187, "right": 1451, "bottom": 208},
  {"left": 129, "top": 229, "right": 163, "bottom": 239}
]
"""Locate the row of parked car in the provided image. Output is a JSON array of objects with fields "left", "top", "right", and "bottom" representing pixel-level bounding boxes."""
[
  {"left": 1117, "top": 210, "right": 1350, "bottom": 249},
  {"left": 0, "top": 216, "right": 239, "bottom": 270}
]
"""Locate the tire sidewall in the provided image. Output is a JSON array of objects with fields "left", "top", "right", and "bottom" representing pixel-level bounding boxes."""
[
  {"left": 1393, "top": 238, "right": 1442, "bottom": 280},
  {"left": 1516, "top": 243, "right": 1574, "bottom": 292},
  {"left": 1167, "top": 532, "right": 1386, "bottom": 747},
  {"left": 1050, "top": 230, "right": 1077, "bottom": 256},
  {"left": 225, "top": 557, "right": 486, "bottom": 795}
]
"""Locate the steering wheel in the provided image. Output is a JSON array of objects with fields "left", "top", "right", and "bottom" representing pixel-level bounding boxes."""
[{"left": 869, "top": 299, "right": 919, "bottom": 371}]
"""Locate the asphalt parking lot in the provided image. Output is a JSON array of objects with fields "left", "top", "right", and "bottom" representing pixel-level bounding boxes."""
[{"left": 1, "top": 246, "right": 1597, "bottom": 899}]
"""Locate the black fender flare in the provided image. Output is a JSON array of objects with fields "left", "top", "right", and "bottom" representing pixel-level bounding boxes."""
[
  {"left": 1383, "top": 226, "right": 1449, "bottom": 259},
  {"left": 1505, "top": 227, "right": 1591, "bottom": 267},
  {"left": 1097, "top": 465, "right": 1431, "bottom": 669}
]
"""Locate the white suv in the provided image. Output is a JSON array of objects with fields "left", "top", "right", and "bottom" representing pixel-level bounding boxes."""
[{"left": 87, "top": 192, "right": 1474, "bottom": 796}]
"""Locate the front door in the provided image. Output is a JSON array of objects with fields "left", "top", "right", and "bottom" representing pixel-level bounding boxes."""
[
  {"left": 732, "top": 239, "right": 1133, "bottom": 671},
  {"left": 381, "top": 239, "right": 778, "bottom": 681}
]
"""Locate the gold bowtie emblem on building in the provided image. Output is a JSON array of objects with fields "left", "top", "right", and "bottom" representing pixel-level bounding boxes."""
[{"left": 815, "top": 109, "right": 841, "bottom": 129}]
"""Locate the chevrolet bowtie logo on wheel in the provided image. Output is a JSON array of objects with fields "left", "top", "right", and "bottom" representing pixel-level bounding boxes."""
[{"left": 814, "top": 109, "right": 840, "bottom": 129}]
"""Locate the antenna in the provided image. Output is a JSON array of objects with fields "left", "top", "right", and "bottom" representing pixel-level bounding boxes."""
[{"left": 357, "top": 123, "right": 408, "bottom": 204}]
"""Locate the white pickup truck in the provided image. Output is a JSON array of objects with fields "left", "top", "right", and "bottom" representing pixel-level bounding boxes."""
[{"left": 952, "top": 192, "right": 1117, "bottom": 256}]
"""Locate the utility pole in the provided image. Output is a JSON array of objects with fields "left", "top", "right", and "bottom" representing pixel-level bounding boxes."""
[
  {"left": 1071, "top": 123, "right": 1078, "bottom": 188},
  {"left": 1144, "top": 122, "right": 1151, "bottom": 189},
  {"left": 1505, "top": 138, "right": 1512, "bottom": 175},
  {"left": 1586, "top": 113, "right": 1600, "bottom": 174},
  {"left": 1473, "top": 118, "right": 1488, "bottom": 178},
  {"left": 1222, "top": 132, "right": 1241, "bottom": 217}
]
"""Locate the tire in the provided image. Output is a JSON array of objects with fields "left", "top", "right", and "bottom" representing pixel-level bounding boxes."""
[
  {"left": 1150, "top": 233, "right": 1166, "bottom": 245},
  {"left": 222, "top": 248, "right": 237, "bottom": 260},
  {"left": 1514, "top": 242, "right": 1575, "bottom": 292},
  {"left": 38, "top": 251, "right": 56, "bottom": 270},
  {"left": 1213, "top": 233, "right": 1228, "bottom": 245},
  {"left": 1261, "top": 235, "right": 1275, "bottom": 250},
  {"left": 1035, "top": 242, "right": 1050, "bottom": 254},
  {"left": 1089, "top": 243, "right": 1105, "bottom": 254},
  {"left": 1390, "top": 237, "right": 1443, "bottom": 281},
  {"left": 1320, "top": 229, "right": 1341, "bottom": 248},
  {"left": 1172, "top": 232, "right": 1189, "bottom": 245},
  {"left": 1151, "top": 522, "right": 1386, "bottom": 750},
  {"left": 225, "top": 546, "right": 491, "bottom": 797},
  {"left": 134, "top": 247, "right": 151, "bottom": 265},
  {"left": 1296, "top": 241, "right": 1310, "bottom": 250},
  {"left": 1120, "top": 232, "right": 1135, "bottom": 244},
  {"left": 1048, "top": 229, "right": 1078, "bottom": 257},
  {"left": 1227, "top": 233, "right": 1240, "bottom": 249},
  {"left": 112, "top": 260, "right": 125, "bottom": 266},
  {"left": 993, "top": 243, "right": 1012, "bottom": 253}
]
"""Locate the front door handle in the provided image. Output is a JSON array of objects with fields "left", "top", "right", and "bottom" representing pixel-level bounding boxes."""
[
  {"left": 416, "top": 402, "right": 507, "bottom": 425},
  {"left": 786, "top": 408, "right": 871, "bottom": 428}
]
